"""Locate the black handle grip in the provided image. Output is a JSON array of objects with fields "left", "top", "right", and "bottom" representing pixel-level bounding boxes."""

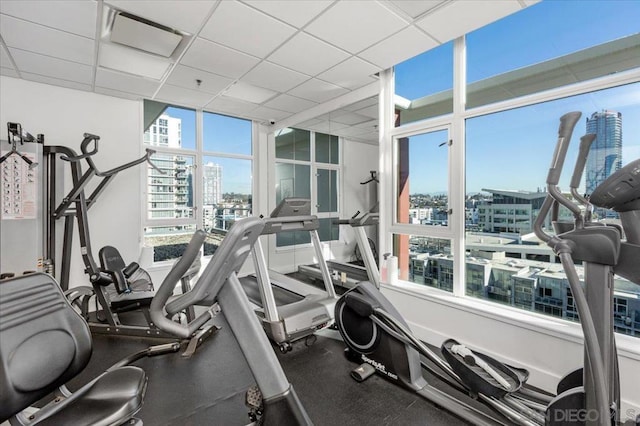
[
  {"left": 345, "top": 292, "right": 378, "bottom": 318},
  {"left": 570, "top": 134, "right": 596, "bottom": 189},
  {"left": 547, "top": 112, "right": 581, "bottom": 186}
]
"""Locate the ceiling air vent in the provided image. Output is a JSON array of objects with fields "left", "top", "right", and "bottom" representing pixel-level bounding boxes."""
[{"left": 110, "top": 12, "right": 183, "bottom": 58}]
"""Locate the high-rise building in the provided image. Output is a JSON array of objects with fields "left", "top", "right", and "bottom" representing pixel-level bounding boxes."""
[
  {"left": 585, "top": 110, "right": 622, "bottom": 194},
  {"left": 144, "top": 114, "right": 193, "bottom": 223},
  {"left": 203, "top": 162, "right": 222, "bottom": 206}
]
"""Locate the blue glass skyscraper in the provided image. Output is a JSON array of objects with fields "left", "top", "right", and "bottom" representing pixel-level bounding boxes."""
[{"left": 585, "top": 110, "right": 622, "bottom": 218}]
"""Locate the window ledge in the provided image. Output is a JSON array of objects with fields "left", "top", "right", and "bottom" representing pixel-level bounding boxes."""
[{"left": 381, "top": 280, "right": 640, "bottom": 361}]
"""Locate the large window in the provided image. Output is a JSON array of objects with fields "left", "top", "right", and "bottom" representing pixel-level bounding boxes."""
[
  {"left": 275, "top": 128, "right": 340, "bottom": 247},
  {"left": 143, "top": 106, "right": 253, "bottom": 262},
  {"left": 386, "top": 0, "right": 640, "bottom": 337}
]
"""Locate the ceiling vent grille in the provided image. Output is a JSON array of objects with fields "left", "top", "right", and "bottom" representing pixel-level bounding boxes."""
[{"left": 110, "top": 12, "right": 183, "bottom": 58}]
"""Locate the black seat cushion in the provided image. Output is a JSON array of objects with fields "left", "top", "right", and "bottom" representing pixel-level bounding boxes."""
[
  {"left": 0, "top": 274, "right": 92, "bottom": 420},
  {"left": 35, "top": 366, "right": 147, "bottom": 426}
]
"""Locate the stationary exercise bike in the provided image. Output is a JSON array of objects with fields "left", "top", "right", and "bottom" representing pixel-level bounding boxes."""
[{"left": 335, "top": 112, "right": 639, "bottom": 426}]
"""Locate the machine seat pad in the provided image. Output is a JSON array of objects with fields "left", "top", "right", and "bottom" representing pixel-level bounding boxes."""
[
  {"left": 36, "top": 366, "right": 146, "bottom": 426},
  {"left": 109, "top": 291, "right": 155, "bottom": 309}
]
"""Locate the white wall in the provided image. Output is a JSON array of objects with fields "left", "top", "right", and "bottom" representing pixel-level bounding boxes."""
[
  {"left": 382, "top": 283, "right": 640, "bottom": 422},
  {"left": 0, "top": 76, "right": 142, "bottom": 288}
]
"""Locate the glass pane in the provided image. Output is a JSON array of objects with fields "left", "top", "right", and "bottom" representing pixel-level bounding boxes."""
[
  {"left": 144, "top": 224, "right": 197, "bottom": 262},
  {"left": 395, "top": 42, "right": 453, "bottom": 126},
  {"left": 275, "top": 163, "right": 310, "bottom": 205},
  {"left": 316, "top": 133, "right": 339, "bottom": 164},
  {"left": 144, "top": 106, "right": 195, "bottom": 150},
  {"left": 147, "top": 153, "right": 194, "bottom": 220},
  {"left": 275, "top": 128, "right": 310, "bottom": 161},
  {"left": 317, "top": 169, "right": 337, "bottom": 213},
  {"left": 275, "top": 162, "right": 311, "bottom": 247},
  {"left": 203, "top": 112, "right": 252, "bottom": 155},
  {"left": 465, "top": 82, "right": 640, "bottom": 337},
  {"left": 466, "top": 1, "right": 640, "bottom": 108},
  {"left": 396, "top": 129, "right": 449, "bottom": 226},
  {"left": 202, "top": 156, "right": 252, "bottom": 232},
  {"left": 276, "top": 230, "right": 311, "bottom": 247},
  {"left": 319, "top": 217, "right": 339, "bottom": 242},
  {"left": 395, "top": 234, "right": 452, "bottom": 292}
]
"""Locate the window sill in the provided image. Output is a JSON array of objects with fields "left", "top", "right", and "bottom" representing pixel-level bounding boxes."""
[{"left": 381, "top": 279, "right": 640, "bottom": 361}]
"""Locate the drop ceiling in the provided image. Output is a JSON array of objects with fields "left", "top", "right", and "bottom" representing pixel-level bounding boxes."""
[{"left": 0, "top": 0, "right": 535, "bottom": 143}]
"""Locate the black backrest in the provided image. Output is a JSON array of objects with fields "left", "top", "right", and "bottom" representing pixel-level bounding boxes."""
[
  {"left": 99, "top": 246, "right": 126, "bottom": 271},
  {"left": 99, "top": 246, "right": 131, "bottom": 293},
  {"left": 0, "top": 273, "right": 92, "bottom": 421}
]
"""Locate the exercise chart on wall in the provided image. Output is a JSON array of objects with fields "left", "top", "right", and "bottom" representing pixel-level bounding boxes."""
[{"left": 1, "top": 150, "right": 37, "bottom": 220}]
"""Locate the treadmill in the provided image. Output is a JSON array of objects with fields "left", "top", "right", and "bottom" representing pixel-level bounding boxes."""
[
  {"left": 298, "top": 211, "right": 380, "bottom": 289},
  {"left": 240, "top": 198, "right": 338, "bottom": 353}
]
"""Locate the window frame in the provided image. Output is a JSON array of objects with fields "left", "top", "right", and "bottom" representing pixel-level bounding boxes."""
[
  {"left": 141, "top": 106, "right": 255, "bottom": 264},
  {"left": 381, "top": 32, "right": 640, "bottom": 305}
]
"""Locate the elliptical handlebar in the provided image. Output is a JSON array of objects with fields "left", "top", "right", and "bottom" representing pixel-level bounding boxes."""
[
  {"left": 534, "top": 112, "right": 584, "bottom": 243},
  {"left": 60, "top": 132, "right": 165, "bottom": 177},
  {"left": 570, "top": 133, "right": 596, "bottom": 206},
  {"left": 149, "top": 230, "right": 209, "bottom": 339}
]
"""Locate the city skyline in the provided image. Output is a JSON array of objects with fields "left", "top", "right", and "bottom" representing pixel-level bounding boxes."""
[{"left": 395, "top": 0, "right": 640, "bottom": 195}]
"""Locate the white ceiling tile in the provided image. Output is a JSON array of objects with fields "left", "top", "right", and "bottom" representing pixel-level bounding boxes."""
[
  {"left": 1, "top": 47, "right": 14, "bottom": 69},
  {"left": 356, "top": 104, "right": 378, "bottom": 119},
  {"left": 155, "top": 83, "right": 214, "bottom": 108},
  {"left": 329, "top": 111, "right": 372, "bottom": 125},
  {"left": 263, "top": 94, "right": 318, "bottom": 113},
  {"left": 415, "top": 0, "right": 522, "bottom": 43},
  {"left": 388, "top": 0, "right": 446, "bottom": 19},
  {"left": 305, "top": 1, "right": 407, "bottom": 54},
  {"left": 242, "top": 0, "right": 334, "bottom": 28},
  {"left": 306, "top": 120, "right": 349, "bottom": 133},
  {"left": 353, "top": 119, "right": 378, "bottom": 129},
  {"left": 267, "top": 32, "right": 350, "bottom": 76},
  {"left": 242, "top": 61, "right": 310, "bottom": 92},
  {"left": 95, "top": 68, "right": 160, "bottom": 97},
  {"left": 206, "top": 95, "right": 259, "bottom": 116},
  {"left": 200, "top": 1, "right": 297, "bottom": 58},
  {"left": 20, "top": 71, "right": 92, "bottom": 91},
  {"left": 317, "top": 57, "right": 379, "bottom": 89},
  {"left": 166, "top": 65, "right": 233, "bottom": 95},
  {"left": 359, "top": 26, "right": 437, "bottom": 69},
  {"left": 295, "top": 118, "right": 323, "bottom": 129},
  {"left": 1, "top": 67, "right": 19, "bottom": 78},
  {"left": 95, "top": 86, "right": 142, "bottom": 101},
  {"left": 1, "top": 15, "right": 95, "bottom": 65},
  {"left": 343, "top": 96, "right": 378, "bottom": 112},
  {"left": 105, "top": 1, "right": 215, "bottom": 34},
  {"left": 0, "top": 0, "right": 97, "bottom": 38},
  {"left": 288, "top": 78, "right": 349, "bottom": 103},
  {"left": 99, "top": 43, "right": 171, "bottom": 80},
  {"left": 333, "top": 125, "right": 373, "bottom": 137},
  {"left": 249, "top": 106, "right": 292, "bottom": 122},
  {"left": 10, "top": 48, "right": 93, "bottom": 84},
  {"left": 181, "top": 38, "right": 260, "bottom": 79},
  {"left": 224, "top": 81, "right": 278, "bottom": 104}
]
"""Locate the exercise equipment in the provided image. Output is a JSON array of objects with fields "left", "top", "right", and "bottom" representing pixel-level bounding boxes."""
[
  {"left": 335, "top": 112, "right": 639, "bottom": 426},
  {"left": 0, "top": 272, "right": 172, "bottom": 425},
  {"left": 150, "top": 216, "right": 312, "bottom": 425},
  {"left": 240, "top": 198, "right": 338, "bottom": 353},
  {"left": 44, "top": 133, "right": 202, "bottom": 339},
  {"left": 298, "top": 210, "right": 380, "bottom": 289}
]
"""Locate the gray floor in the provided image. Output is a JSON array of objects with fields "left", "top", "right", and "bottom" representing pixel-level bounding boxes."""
[{"left": 68, "top": 314, "right": 468, "bottom": 425}]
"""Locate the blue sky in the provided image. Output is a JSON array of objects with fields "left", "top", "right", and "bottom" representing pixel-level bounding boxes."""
[
  {"left": 395, "top": 0, "right": 640, "bottom": 194},
  {"left": 164, "top": 107, "right": 253, "bottom": 194}
]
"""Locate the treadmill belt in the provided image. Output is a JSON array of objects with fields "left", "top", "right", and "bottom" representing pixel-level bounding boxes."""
[{"left": 239, "top": 275, "right": 303, "bottom": 307}]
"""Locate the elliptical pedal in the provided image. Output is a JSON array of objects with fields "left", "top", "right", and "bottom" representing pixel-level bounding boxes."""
[{"left": 245, "top": 385, "right": 264, "bottom": 424}]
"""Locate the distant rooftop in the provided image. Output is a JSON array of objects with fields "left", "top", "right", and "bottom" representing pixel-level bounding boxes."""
[{"left": 481, "top": 188, "right": 548, "bottom": 200}]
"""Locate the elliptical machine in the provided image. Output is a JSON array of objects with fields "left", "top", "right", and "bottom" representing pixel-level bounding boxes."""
[{"left": 335, "top": 112, "right": 639, "bottom": 425}]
